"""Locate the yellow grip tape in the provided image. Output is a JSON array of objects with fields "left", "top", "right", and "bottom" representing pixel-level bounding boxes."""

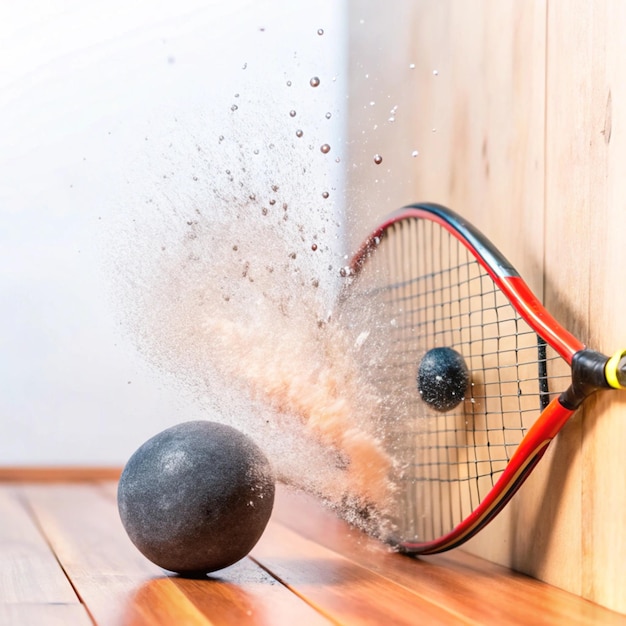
[{"left": 605, "top": 349, "right": 626, "bottom": 389}]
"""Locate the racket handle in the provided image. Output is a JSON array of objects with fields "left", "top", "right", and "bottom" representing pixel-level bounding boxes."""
[
  {"left": 605, "top": 349, "right": 626, "bottom": 389},
  {"left": 561, "top": 348, "right": 624, "bottom": 410}
]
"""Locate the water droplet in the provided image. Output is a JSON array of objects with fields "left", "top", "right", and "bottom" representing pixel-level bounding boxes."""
[
  {"left": 261, "top": 207, "right": 268, "bottom": 216},
  {"left": 289, "top": 110, "right": 296, "bottom": 117},
  {"left": 432, "top": 127, "right": 437, "bottom": 133},
  {"left": 282, "top": 202, "right": 288, "bottom": 210},
  {"left": 296, "top": 129, "right": 303, "bottom": 138},
  {"left": 339, "top": 266, "right": 353, "bottom": 277},
  {"left": 369, "top": 100, "right": 376, "bottom": 106},
  {"left": 312, "top": 278, "right": 320, "bottom": 288},
  {"left": 310, "top": 76, "right": 320, "bottom": 87},
  {"left": 325, "top": 112, "right": 332, "bottom": 119},
  {"left": 412, "top": 150, "right": 419, "bottom": 157},
  {"left": 335, "top": 157, "right": 341, "bottom": 163},
  {"left": 322, "top": 191, "right": 329, "bottom": 199},
  {"left": 253, "top": 149, "right": 259, "bottom": 155},
  {"left": 231, "top": 104, "right": 238, "bottom": 111},
  {"left": 433, "top": 69, "right": 439, "bottom": 76},
  {"left": 409, "top": 63, "right": 416, "bottom": 69},
  {"left": 234, "top": 93, "right": 240, "bottom": 98},
  {"left": 320, "top": 144, "right": 331, "bottom": 154},
  {"left": 271, "top": 185, "right": 279, "bottom": 192},
  {"left": 218, "top": 135, "right": 224, "bottom": 142},
  {"left": 388, "top": 116, "right": 395, "bottom": 123},
  {"left": 373, "top": 154, "right": 383, "bottom": 164},
  {"left": 242, "top": 62, "right": 248, "bottom": 70},
  {"left": 269, "top": 198, "right": 276, "bottom": 206},
  {"left": 286, "top": 80, "right": 292, "bottom": 87},
  {"left": 317, "top": 28, "right": 324, "bottom": 36},
  {"left": 311, "top": 243, "right": 318, "bottom": 251}
]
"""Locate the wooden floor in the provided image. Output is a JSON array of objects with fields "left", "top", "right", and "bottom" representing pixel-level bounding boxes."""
[{"left": 1, "top": 480, "right": 625, "bottom": 626}]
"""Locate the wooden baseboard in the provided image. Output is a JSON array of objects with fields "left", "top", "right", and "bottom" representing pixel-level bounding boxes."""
[{"left": 0, "top": 467, "right": 123, "bottom": 482}]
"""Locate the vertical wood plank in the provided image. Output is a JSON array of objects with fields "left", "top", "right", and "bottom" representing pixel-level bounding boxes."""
[
  {"left": 346, "top": 0, "right": 547, "bottom": 290},
  {"left": 543, "top": 0, "right": 626, "bottom": 613},
  {"left": 346, "top": 0, "right": 549, "bottom": 570}
]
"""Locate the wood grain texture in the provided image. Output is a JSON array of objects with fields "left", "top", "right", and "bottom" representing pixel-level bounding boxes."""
[
  {"left": 0, "top": 604, "right": 93, "bottom": 626},
  {"left": 345, "top": 0, "right": 626, "bottom": 614},
  {"left": 545, "top": 0, "right": 626, "bottom": 612},
  {"left": 21, "top": 484, "right": 168, "bottom": 625},
  {"left": 1, "top": 480, "right": 625, "bottom": 624},
  {"left": 0, "top": 488, "right": 80, "bottom": 605},
  {"left": 20, "top": 484, "right": 334, "bottom": 626},
  {"left": 346, "top": 0, "right": 549, "bottom": 570},
  {"left": 273, "top": 486, "right": 626, "bottom": 626},
  {"left": 252, "top": 520, "right": 473, "bottom": 625}
]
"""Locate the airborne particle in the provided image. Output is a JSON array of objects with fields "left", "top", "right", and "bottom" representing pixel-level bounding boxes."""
[
  {"left": 320, "top": 144, "right": 331, "bottom": 154},
  {"left": 310, "top": 76, "right": 320, "bottom": 87}
]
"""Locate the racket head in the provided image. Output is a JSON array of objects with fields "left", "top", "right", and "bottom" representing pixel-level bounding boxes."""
[{"left": 338, "top": 203, "right": 584, "bottom": 554}]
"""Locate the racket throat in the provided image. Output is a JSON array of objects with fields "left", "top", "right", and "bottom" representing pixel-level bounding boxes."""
[{"left": 559, "top": 349, "right": 612, "bottom": 410}]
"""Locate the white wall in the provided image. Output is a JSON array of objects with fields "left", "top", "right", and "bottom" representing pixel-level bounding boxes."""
[{"left": 0, "top": 0, "right": 347, "bottom": 464}]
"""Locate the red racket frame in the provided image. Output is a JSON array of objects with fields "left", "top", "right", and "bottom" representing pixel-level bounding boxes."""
[{"left": 349, "top": 203, "right": 590, "bottom": 554}]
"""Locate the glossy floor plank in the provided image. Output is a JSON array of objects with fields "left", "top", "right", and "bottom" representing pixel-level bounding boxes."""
[
  {"left": 273, "top": 487, "right": 626, "bottom": 626},
  {"left": 0, "top": 488, "right": 83, "bottom": 605},
  {"left": 1, "top": 480, "right": 625, "bottom": 625}
]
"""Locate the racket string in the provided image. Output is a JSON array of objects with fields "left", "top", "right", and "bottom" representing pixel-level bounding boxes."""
[{"left": 344, "top": 219, "right": 570, "bottom": 542}]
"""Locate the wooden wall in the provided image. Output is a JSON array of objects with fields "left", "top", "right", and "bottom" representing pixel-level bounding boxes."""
[{"left": 346, "top": 0, "right": 626, "bottom": 613}]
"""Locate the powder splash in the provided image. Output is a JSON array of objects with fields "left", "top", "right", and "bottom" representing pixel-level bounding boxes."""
[{"left": 109, "top": 60, "right": 397, "bottom": 535}]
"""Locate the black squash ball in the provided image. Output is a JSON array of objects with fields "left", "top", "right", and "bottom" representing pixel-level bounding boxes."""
[
  {"left": 417, "top": 347, "right": 469, "bottom": 412},
  {"left": 117, "top": 420, "right": 275, "bottom": 575}
]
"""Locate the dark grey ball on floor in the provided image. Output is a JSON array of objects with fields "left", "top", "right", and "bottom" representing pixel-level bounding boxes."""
[{"left": 117, "top": 420, "right": 275, "bottom": 575}]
